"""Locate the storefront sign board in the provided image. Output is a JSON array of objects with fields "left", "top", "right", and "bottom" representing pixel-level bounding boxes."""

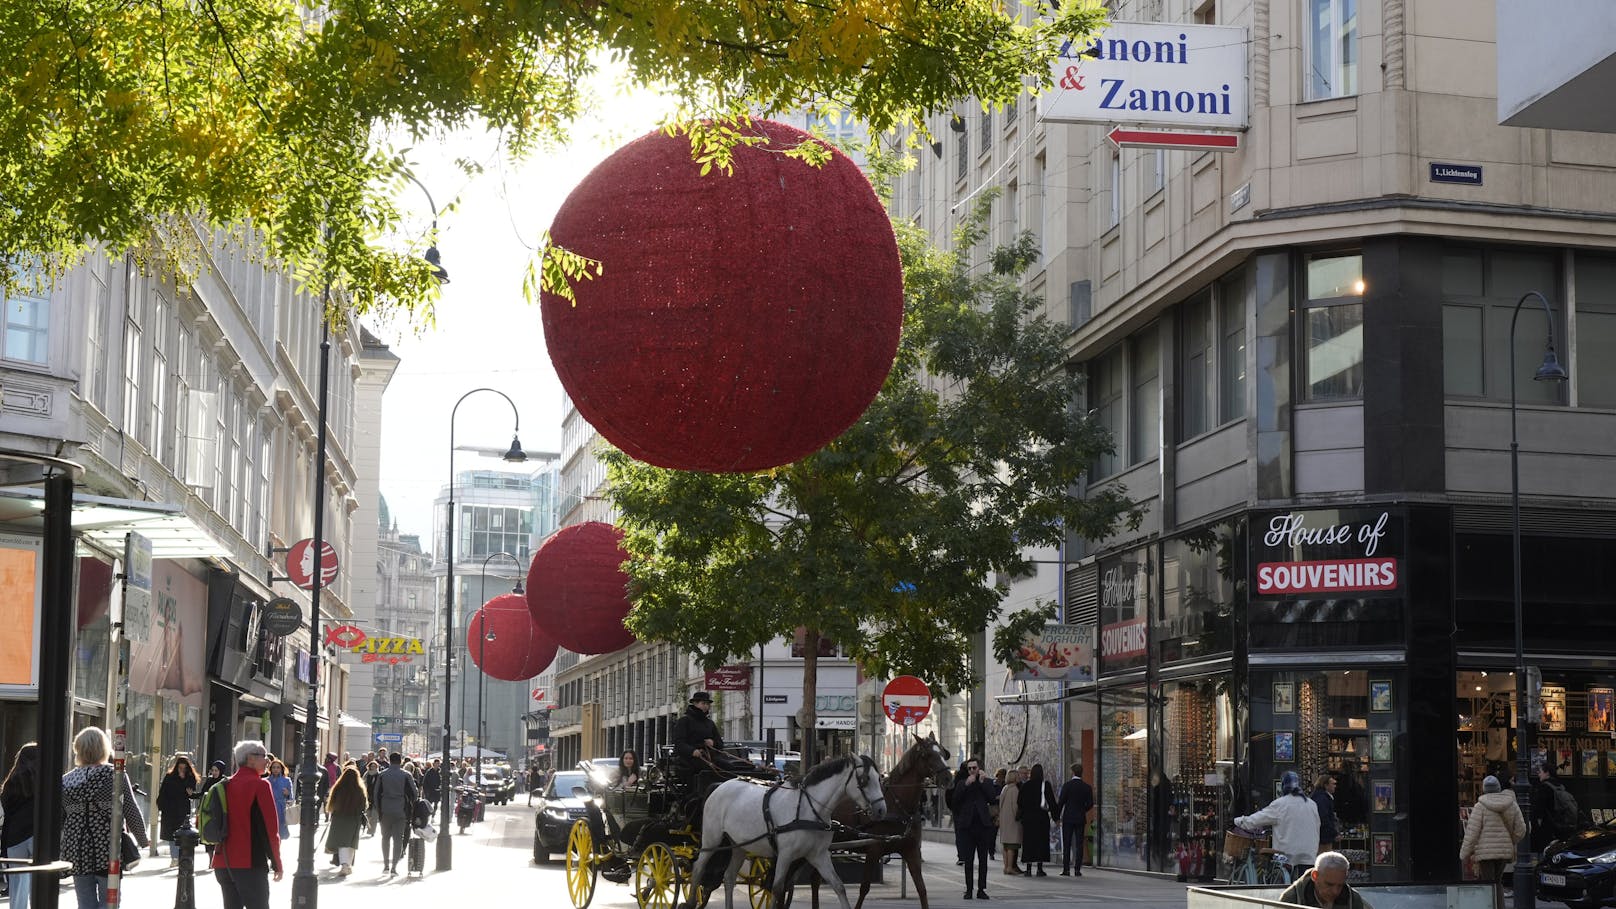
[
  {"left": 1040, "top": 22, "right": 1250, "bottom": 129},
  {"left": 704, "top": 665, "right": 752, "bottom": 691},
  {"left": 1012, "top": 623, "right": 1095, "bottom": 683},
  {"left": 1250, "top": 508, "right": 1405, "bottom": 597}
]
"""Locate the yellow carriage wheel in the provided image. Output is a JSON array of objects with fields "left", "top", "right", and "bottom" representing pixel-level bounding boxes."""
[
  {"left": 565, "top": 819, "right": 598, "bottom": 909},
  {"left": 741, "top": 855, "right": 775, "bottom": 909},
  {"left": 635, "top": 842, "right": 679, "bottom": 909}
]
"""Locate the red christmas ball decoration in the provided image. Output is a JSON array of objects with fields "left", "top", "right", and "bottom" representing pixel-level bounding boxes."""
[
  {"left": 525, "top": 521, "right": 635, "bottom": 655},
  {"left": 540, "top": 118, "right": 905, "bottom": 472},
  {"left": 468, "top": 593, "right": 558, "bottom": 681}
]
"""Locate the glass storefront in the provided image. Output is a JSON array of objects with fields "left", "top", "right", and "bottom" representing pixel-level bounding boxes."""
[
  {"left": 1099, "top": 687, "right": 1149, "bottom": 870},
  {"left": 1160, "top": 679, "right": 1234, "bottom": 879}
]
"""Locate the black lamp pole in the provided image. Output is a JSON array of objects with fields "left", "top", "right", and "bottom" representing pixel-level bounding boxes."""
[
  {"left": 475, "top": 552, "right": 522, "bottom": 790},
  {"left": 291, "top": 307, "right": 332, "bottom": 909},
  {"left": 438, "top": 389, "right": 526, "bottom": 871},
  {"left": 1511, "top": 290, "right": 1567, "bottom": 909}
]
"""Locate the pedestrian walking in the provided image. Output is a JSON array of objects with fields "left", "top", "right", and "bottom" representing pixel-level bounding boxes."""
[
  {"left": 527, "top": 764, "right": 541, "bottom": 806},
  {"left": 424, "top": 759, "right": 443, "bottom": 812},
  {"left": 324, "top": 765, "right": 368, "bottom": 876},
  {"left": 990, "top": 768, "right": 1005, "bottom": 862},
  {"left": 1055, "top": 763, "right": 1095, "bottom": 876},
  {"left": 1236, "top": 770, "right": 1321, "bottom": 878},
  {"left": 997, "top": 767, "right": 1024, "bottom": 875},
  {"left": 61, "top": 727, "right": 149, "bottom": 909},
  {"left": 950, "top": 757, "right": 997, "bottom": 900},
  {"left": 157, "top": 755, "right": 200, "bottom": 867},
  {"left": 1, "top": 743, "right": 39, "bottom": 909},
  {"left": 374, "top": 751, "right": 419, "bottom": 874},
  {"left": 210, "top": 741, "right": 284, "bottom": 909},
  {"left": 1532, "top": 763, "right": 1578, "bottom": 854},
  {"left": 362, "top": 760, "right": 383, "bottom": 836},
  {"left": 1312, "top": 774, "right": 1339, "bottom": 854},
  {"left": 1461, "top": 775, "right": 1528, "bottom": 909},
  {"left": 1018, "top": 763, "right": 1056, "bottom": 876},
  {"left": 266, "top": 759, "right": 293, "bottom": 840}
]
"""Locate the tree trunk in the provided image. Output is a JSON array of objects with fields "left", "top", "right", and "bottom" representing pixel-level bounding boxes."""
[{"left": 800, "top": 626, "right": 820, "bottom": 769}]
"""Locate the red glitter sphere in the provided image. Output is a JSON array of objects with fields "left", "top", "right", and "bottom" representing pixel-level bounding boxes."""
[
  {"left": 525, "top": 521, "right": 635, "bottom": 655},
  {"left": 468, "top": 593, "right": 558, "bottom": 681},
  {"left": 540, "top": 119, "right": 904, "bottom": 472}
]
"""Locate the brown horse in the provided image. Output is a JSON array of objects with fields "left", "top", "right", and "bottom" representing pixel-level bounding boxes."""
[{"left": 810, "top": 733, "right": 952, "bottom": 909}]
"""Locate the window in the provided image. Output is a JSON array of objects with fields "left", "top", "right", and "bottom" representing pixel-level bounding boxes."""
[
  {"left": 1440, "top": 246, "right": 1565, "bottom": 405},
  {"left": 123, "top": 284, "right": 145, "bottom": 438},
  {"left": 1179, "top": 291, "right": 1214, "bottom": 439},
  {"left": 955, "top": 118, "right": 968, "bottom": 181},
  {"left": 1129, "top": 327, "right": 1160, "bottom": 465},
  {"left": 84, "top": 264, "right": 111, "bottom": 411},
  {"left": 1108, "top": 153, "right": 1121, "bottom": 227},
  {"left": 1219, "top": 270, "right": 1248, "bottom": 420},
  {"left": 1032, "top": 153, "right": 1047, "bottom": 263},
  {"left": 1181, "top": 270, "right": 1247, "bottom": 440},
  {"left": 1578, "top": 255, "right": 1616, "bottom": 408},
  {"left": 3, "top": 269, "right": 49, "bottom": 365},
  {"left": 148, "top": 290, "right": 170, "bottom": 460},
  {"left": 1302, "top": 254, "right": 1365, "bottom": 400},
  {"left": 979, "top": 109, "right": 992, "bottom": 157},
  {"left": 1149, "top": 149, "right": 1166, "bottom": 195},
  {"left": 1305, "top": 0, "right": 1358, "bottom": 100},
  {"left": 1089, "top": 346, "right": 1125, "bottom": 479},
  {"left": 1194, "top": 0, "right": 1217, "bottom": 24}
]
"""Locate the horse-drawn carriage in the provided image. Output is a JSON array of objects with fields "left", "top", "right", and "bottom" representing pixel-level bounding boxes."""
[{"left": 558, "top": 735, "right": 953, "bottom": 909}]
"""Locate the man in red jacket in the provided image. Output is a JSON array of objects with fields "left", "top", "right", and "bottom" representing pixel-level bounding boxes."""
[{"left": 212, "top": 740, "right": 284, "bottom": 909}]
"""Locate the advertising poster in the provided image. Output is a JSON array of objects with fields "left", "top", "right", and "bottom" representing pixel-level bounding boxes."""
[
  {"left": 1010, "top": 623, "right": 1095, "bottom": 683},
  {"left": 0, "top": 534, "right": 41, "bottom": 693},
  {"left": 128, "top": 563, "right": 206, "bottom": 707}
]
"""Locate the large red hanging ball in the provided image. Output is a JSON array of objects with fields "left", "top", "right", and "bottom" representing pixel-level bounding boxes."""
[
  {"left": 540, "top": 119, "right": 905, "bottom": 472},
  {"left": 468, "top": 593, "right": 558, "bottom": 681},
  {"left": 525, "top": 521, "right": 635, "bottom": 655}
]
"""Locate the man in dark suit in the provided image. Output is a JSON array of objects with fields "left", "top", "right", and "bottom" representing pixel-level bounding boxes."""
[
  {"left": 1055, "top": 763, "right": 1095, "bottom": 876},
  {"left": 951, "top": 757, "right": 998, "bottom": 900}
]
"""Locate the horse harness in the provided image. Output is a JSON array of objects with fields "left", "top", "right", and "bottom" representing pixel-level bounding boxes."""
[{"left": 704, "top": 757, "right": 883, "bottom": 857}]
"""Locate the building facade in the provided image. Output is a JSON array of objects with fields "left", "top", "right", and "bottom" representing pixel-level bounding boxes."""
[
  {"left": 893, "top": 0, "right": 1616, "bottom": 883},
  {"left": 370, "top": 507, "right": 439, "bottom": 757}
]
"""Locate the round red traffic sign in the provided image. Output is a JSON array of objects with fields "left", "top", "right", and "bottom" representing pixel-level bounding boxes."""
[
  {"left": 286, "top": 538, "right": 339, "bottom": 591},
  {"left": 882, "top": 675, "right": 932, "bottom": 727}
]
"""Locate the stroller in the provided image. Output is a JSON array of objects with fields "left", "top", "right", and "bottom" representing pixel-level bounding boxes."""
[{"left": 406, "top": 797, "right": 436, "bottom": 877}]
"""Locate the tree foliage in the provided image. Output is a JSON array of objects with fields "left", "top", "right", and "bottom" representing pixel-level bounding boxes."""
[
  {"left": 607, "top": 201, "right": 1138, "bottom": 709},
  {"left": 0, "top": 0, "right": 1105, "bottom": 318}
]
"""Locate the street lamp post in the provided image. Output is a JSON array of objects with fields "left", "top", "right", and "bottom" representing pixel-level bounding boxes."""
[
  {"left": 1511, "top": 290, "right": 1568, "bottom": 909},
  {"left": 476, "top": 551, "right": 524, "bottom": 790},
  {"left": 438, "top": 389, "right": 527, "bottom": 872}
]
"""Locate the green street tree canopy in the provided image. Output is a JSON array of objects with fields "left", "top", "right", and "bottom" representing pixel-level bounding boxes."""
[{"left": 0, "top": 0, "right": 1104, "bottom": 318}]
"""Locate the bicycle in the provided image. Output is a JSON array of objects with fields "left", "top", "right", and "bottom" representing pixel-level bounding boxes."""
[{"left": 1228, "top": 843, "right": 1292, "bottom": 886}]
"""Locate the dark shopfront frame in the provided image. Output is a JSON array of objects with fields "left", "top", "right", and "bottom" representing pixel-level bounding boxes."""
[{"left": 1083, "top": 505, "right": 1460, "bottom": 881}]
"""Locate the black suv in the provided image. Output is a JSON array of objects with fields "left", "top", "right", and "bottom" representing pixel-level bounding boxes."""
[{"left": 532, "top": 770, "right": 592, "bottom": 863}]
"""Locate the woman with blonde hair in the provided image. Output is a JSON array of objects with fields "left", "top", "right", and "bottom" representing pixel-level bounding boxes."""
[
  {"left": 998, "top": 767, "right": 1025, "bottom": 875},
  {"left": 61, "top": 727, "right": 149, "bottom": 909},
  {"left": 324, "top": 764, "right": 369, "bottom": 875}
]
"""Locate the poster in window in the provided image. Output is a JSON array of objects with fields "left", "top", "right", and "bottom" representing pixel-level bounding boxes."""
[
  {"left": 1590, "top": 688, "right": 1614, "bottom": 733},
  {"left": 1541, "top": 685, "right": 1567, "bottom": 732},
  {"left": 1370, "top": 680, "right": 1392, "bottom": 713},
  {"left": 1582, "top": 750, "right": 1602, "bottom": 778},
  {"left": 1274, "top": 731, "right": 1295, "bottom": 762},
  {"left": 1371, "top": 731, "right": 1393, "bottom": 763},
  {"left": 1372, "top": 834, "right": 1395, "bottom": 866},
  {"left": 1273, "top": 682, "right": 1295, "bottom": 714},
  {"left": 1372, "top": 780, "right": 1394, "bottom": 813},
  {"left": 1607, "top": 753, "right": 1616, "bottom": 776},
  {"left": 1556, "top": 749, "right": 1575, "bottom": 778}
]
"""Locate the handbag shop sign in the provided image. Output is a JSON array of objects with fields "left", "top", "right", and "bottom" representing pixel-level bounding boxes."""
[
  {"left": 1252, "top": 509, "right": 1404, "bottom": 597},
  {"left": 1040, "top": 21, "right": 1250, "bottom": 129}
]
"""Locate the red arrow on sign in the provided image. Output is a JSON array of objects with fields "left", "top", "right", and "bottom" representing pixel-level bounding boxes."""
[{"left": 1106, "top": 127, "right": 1239, "bottom": 153}]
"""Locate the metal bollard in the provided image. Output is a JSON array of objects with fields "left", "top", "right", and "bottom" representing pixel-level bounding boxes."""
[{"left": 173, "top": 824, "right": 201, "bottom": 909}]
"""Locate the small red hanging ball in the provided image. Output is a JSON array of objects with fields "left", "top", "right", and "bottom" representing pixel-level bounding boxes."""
[
  {"left": 468, "top": 592, "right": 558, "bottom": 681},
  {"left": 525, "top": 521, "right": 635, "bottom": 655}
]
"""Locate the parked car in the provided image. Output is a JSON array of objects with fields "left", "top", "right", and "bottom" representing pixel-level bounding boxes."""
[
  {"left": 477, "top": 766, "right": 517, "bottom": 805},
  {"left": 532, "top": 770, "right": 592, "bottom": 863},
  {"left": 1539, "top": 817, "right": 1616, "bottom": 908}
]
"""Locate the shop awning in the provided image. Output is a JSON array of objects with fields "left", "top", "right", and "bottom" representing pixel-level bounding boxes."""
[
  {"left": 0, "top": 488, "right": 231, "bottom": 559},
  {"left": 337, "top": 712, "right": 370, "bottom": 729}
]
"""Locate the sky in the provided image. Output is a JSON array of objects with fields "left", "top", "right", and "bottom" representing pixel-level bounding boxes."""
[{"left": 372, "top": 73, "right": 676, "bottom": 547}]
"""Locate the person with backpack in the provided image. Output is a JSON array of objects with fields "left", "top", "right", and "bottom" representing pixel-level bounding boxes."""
[
  {"left": 208, "top": 740, "right": 283, "bottom": 909},
  {"left": 374, "top": 751, "right": 419, "bottom": 874},
  {"left": 1461, "top": 775, "right": 1527, "bottom": 909},
  {"left": 1532, "top": 763, "right": 1580, "bottom": 853}
]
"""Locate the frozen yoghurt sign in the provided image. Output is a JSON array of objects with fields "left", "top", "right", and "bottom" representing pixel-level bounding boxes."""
[
  {"left": 1011, "top": 624, "right": 1095, "bottom": 684},
  {"left": 1252, "top": 509, "right": 1404, "bottom": 597}
]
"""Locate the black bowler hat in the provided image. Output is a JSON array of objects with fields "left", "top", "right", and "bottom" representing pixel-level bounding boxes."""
[{"left": 690, "top": 691, "right": 714, "bottom": 704}]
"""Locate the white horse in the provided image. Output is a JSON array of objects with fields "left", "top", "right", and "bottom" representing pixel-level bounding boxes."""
[{"left": 686, "top": 754, "right": 886, "bottom": 909}]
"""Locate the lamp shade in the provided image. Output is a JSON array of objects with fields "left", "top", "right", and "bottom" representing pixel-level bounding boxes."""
[
  {"left": 525, "top": 521, "right": 636, "bottom": 655},
  {"left": 468, "top": 593, "right": 558, "bottom": 681},
  {"left": 539, "top": 118, "right": 904, "bottom": 472}
]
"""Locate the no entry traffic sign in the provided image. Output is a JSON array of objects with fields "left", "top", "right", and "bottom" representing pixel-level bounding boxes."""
[
  {"left": 286, "top": 538, "right": 340, "bottom": 591},
  {"left": 882, "top": 675, "right": 932, "bottom": 727}
]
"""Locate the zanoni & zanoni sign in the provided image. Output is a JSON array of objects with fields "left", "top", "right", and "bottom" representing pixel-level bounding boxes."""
[{"left": 1040, "top": 21, "right": 1250, "bottom": 130}]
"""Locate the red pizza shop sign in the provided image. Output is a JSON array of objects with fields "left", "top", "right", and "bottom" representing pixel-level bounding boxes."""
[{"left": 1252, "top": 509, "right": 1404, "bottom": 597}]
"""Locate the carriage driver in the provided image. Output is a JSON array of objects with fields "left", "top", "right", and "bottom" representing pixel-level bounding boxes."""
[{"left": 672, "top": 691, "right": 751, "bottom": 785}]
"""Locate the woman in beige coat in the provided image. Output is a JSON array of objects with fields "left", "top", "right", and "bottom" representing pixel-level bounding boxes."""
[
  {"left": 998, "top": 767, "right": 1026, "bottom": 874},
  {"left": 1461, "top": 775, "right": 1528, "bottom": 909}
]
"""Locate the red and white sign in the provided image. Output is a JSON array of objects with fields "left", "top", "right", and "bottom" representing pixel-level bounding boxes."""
[
  {"left": 1107, "top": 127, "right": 1239, "bottom": 152},
  {"left": 882, "top": 675, "right": 932, "bottom": 727},
  {"left": 1255, "top": 558, "right": 1398, "bottom": 596},
  {"left": 531, "top": 688, "right": 546, "bottom": 702},
  {"left": 286, "top": 538, "right": 339, "bottom": 590},
  {"left": 1100, "top": 618, "right": 1148, "bottom": 660},
  {"left": 325, "top": 624, "right": 366, "bottom": 649}
]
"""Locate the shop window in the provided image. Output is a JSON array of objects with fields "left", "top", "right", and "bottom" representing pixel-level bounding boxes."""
[
  {"left": 1129, "top": 327, "right": 1160, "bottom": 466},
  {"left": 1099, "top": 548, "right": 1151, "bottom": 676},
  {"left": 1304, "top": 0, "right": 1358, "bottom": 101},
  {"left": 1100, "top": 688, "right": 1150, "bottom": 870},
  {"left": 1161, "top": 680, "right": 1234, "bottom": 878},
  {"left": 1440, "top": 245, "right": 1564, "bottom": 406},
  {"left": 1301, "top": 254, "right": 1364, "bottom": 400},
  {"left": 1157, "top": 521, "right": 1239, "bottom": 663},
  {"left": 1576, "top": 254, "right": 1616, "bottom": 409},
  {"left": 1250, "top": 670, "right": 1402, "bottom": 883},
  {"left": 1179, "top": 291, "right": 1214, "bottom": 440}
]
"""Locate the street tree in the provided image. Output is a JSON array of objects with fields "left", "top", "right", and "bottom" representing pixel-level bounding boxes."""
[
  {"left": 0, "top": 1, "right": 1104, "bottom": 319},
  {"left": 606, "top": 202, "right": 1138, "bottom": 761}
]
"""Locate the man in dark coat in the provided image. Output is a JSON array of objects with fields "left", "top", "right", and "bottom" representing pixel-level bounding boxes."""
[
  {"left": 951, "top": 757, "right": 998, "bottom": 900},
  {"left": 422, "top": 759, "right": 442, "bottom": 812},
  {"left": 1055, "top": 763, "right": 1095, "bottom": 876},
  {"left": 671, "top": 692, "right": 750, "bottom": 785}
]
